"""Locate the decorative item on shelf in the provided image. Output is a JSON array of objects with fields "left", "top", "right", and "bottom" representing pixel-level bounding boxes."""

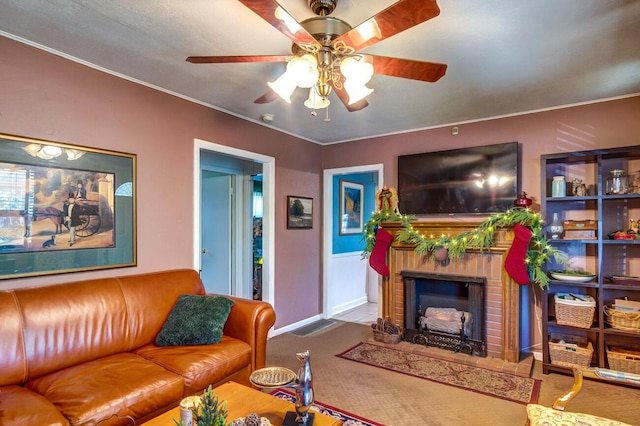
[
  {"left": 547, "top": 213, "right": 564, "bottom": 239},
  {"left": 549, "top": 270, "right": 596, "bottom": 283},
  {"left": 605, "top": 169, "right": 629, "bottom": 194},
  {"left": 548, "top": 333, "right": 594, "bottom": 369},
  {"left": 606, "top": 345, "right": 640, "bottom": 375},
  {"left": 604, "top": 299, "right": 640, "bottom": 332},
  {"left": 551, "top": 176, "right": 566, "bottom": 197},
  {"left": 514, "top": 191, "right": 533, "bottom": 207},
  {"left": 631, "top": 172, "right": 640, "bottom": 194},
  {"left": 371, "top": 317, "right": 402, "bottom": 344},
  {"left": 609, "top": 276, "right": 640, "bottom": 285},
  {"left": 562, "top": 220, "right": 597, "bottom": 240},
  {"left": 609, "top": 231, "right": 637, "bottom": 240},
  {"left": 571, "top": 178, "right": 588, "bottom": 196},
  {"left": 554, "top": 293, "right": 596, "bottom": 329}
]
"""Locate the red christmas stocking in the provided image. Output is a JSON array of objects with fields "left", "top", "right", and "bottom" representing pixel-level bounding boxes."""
[
  {"left": 369, "top": 227, "right": 393, "bottom": 277},
  {"left": 505, "top": 223, "right": 533, "bottom": 285}
]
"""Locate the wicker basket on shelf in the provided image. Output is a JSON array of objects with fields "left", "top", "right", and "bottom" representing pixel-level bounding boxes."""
[
  {"left": 554, "top": 293, "right": 596, "bottom": 329},
  {"left": 371, "top": 317, "right": 402, "bottom": 344},
  {"left": 548, "top": 333, "right": 594, "bottom": 368},
  {"left": 606, "top": 345, "right": 640, "bottom": 374},
  {"left": 604, "top": 305, "right": 640, "bottom": 332}
]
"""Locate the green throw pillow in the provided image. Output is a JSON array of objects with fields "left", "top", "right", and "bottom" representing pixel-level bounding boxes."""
[{"left": 156, "top": 294, "right": 235, "bottom": 346}]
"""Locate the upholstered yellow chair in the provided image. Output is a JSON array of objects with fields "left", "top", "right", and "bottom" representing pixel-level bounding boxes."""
[{"left": 526, "top": 369, "right": 634, "bottom": 426}]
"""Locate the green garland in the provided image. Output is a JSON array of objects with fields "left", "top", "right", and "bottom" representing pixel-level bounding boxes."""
[{"left": 362, "top": 207, "right": 567, "bottom": 289}]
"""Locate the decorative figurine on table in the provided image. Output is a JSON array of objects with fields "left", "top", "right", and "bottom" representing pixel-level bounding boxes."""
[{"left": 284, "top": 350, "right": 314, "bottom": 426}]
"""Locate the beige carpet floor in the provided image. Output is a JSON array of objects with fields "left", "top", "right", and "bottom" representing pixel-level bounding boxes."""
[{"left": 265, "top": 321, "right": 640, "bottom": 426}]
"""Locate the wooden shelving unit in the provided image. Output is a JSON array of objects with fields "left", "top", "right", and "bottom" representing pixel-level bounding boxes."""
[{"left": 540, "top": 146, "right": 640, "bottom": 387}]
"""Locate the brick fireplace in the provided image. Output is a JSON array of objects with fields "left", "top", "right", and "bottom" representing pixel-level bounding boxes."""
[{"left": 379, "top": 221, "right": 521, "bottom": 363}]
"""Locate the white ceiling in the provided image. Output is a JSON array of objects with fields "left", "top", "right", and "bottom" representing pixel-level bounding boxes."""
[{"left": 1, "top": 0, "right": 639, "bottom": 145}]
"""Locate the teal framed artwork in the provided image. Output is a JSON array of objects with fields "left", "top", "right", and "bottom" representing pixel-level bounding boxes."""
[{"left": 340, "top": 180, "right": 363, "bottom": 235}]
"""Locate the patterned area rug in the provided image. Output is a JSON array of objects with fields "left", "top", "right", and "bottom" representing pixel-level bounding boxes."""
[
  {"left": 337, "top": 342, "right": 540, "bottom": 405},
  {"left": 270, "top": 389, "right": 384, "bottom": 426}
]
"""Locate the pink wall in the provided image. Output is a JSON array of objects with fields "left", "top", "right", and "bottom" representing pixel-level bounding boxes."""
[
  {"left": 322, "top": 95, "right": 640, "bottom": 351},
  {"left": 0, "top": 36, "right": 322, "bottom": 328},
  {"left": 2, "top": 35, "right": 639, "bottom": 333},
  {"left": 323, "top": 96, "right": 640, "bottom": 206}
]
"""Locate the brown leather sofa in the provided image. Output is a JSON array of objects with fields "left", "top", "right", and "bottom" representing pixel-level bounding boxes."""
[{"left": 0, "top": 269, "right": 276, "bottom": 426}]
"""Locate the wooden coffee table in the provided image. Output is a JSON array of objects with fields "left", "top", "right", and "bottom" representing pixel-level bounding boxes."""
[{"left": 142, "top": 381, "right": 342, "bottom": 426}]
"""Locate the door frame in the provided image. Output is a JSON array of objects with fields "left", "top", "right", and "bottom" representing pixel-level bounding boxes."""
[
  {"left": 322, "top": 163, "right": 384, "bottom": 317},
  {"left": 193, "top": 139, "right": 275, "bottom": 307}
]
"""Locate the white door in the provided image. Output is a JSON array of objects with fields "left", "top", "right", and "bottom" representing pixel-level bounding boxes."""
[{"left": 200, "top": 171, "right": 231, "bottom": 295}]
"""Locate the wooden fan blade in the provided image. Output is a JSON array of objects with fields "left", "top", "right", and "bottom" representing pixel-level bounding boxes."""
[
  {"left": 362, "top": 55, "right": 447, "bottom": 83},
  {"left": 238, "top": 0, "right": 319, "bottom": 48},
  {"left": 254, "top": 89, "right": 280, "bottom": 104},
  {"left": 186, "top": 55, "right": 289, "bottom": 64},
  {"left": 333, "top": 0, "right": 440, "bottom": 52},
  {"left": 330, "top": 81, "right": 368, "bottom": 112}
]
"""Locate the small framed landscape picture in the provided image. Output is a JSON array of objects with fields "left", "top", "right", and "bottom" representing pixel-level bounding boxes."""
[
  {"left": 287, "top": 196, "right": 313, "bottom": 229},
  {"left": 340, "top": 180, "right": 363, "bottom": 235}
]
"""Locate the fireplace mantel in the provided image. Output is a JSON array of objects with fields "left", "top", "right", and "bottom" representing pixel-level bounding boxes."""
[{"left": 379, "top": 221, "right": 521, "bottom": 363}]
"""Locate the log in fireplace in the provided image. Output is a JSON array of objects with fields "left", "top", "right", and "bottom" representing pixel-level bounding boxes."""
[
  {"left": 380, "top": 221, "right": 521, "bottom": 363},
  {"left": 403, "top": 271, "right": 487, "bottom": 356}
]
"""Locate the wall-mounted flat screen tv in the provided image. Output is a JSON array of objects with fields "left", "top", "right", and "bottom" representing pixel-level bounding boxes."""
[{"left": 398, "top": 142, "right": 520, "bottom": 215}]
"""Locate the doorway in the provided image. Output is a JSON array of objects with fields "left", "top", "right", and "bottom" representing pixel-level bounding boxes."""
[
  {"left": 322, "top": 164, "right": 383, "bottom": 319},
  {"left": 193, "top": 139, "right": 275, "bottom": 307}
]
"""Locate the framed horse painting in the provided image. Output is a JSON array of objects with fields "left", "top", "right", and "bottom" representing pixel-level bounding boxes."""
[{"left": 0, "top": 133, "right": 136, "bottom": 279}]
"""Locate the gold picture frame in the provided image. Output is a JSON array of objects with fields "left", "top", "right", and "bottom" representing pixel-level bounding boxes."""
[{"left": 0, "top": 133, "right": 137, "bottom": 279}]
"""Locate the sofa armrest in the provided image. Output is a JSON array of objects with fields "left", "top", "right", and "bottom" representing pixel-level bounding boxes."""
[{"left": 222, "top": 296, "right": 276, "bottom": 372}]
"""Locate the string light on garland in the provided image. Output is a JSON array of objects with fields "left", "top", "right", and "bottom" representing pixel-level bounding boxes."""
[{"left": 361, "top": 207, "right": 567, "bottom": 289}]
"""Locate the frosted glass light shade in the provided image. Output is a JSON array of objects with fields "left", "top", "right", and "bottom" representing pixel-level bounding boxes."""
[
  {"left": 340, "top": 57, "right": 373, "bottom": 84},
  {"left": 344, "top": 81, "right": 373, "bottom": 104},
  {"left": 291, "top": 55, "right": 319, "bottom": 88},
  {"left": 268, "top": 72, "right": 297, "bottom": 103},
  {"left": 303, "top": 88, "right": 330, "bottom": 109}
]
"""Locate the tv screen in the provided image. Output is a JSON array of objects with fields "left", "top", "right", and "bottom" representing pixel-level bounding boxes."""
[{"left": 398, "top": 142, "right": 520, "bottom": 215}]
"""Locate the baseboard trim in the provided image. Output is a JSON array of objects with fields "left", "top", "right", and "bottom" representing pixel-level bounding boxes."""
[{"left": 270, "top": 314, "right": 323, "bottom": 337}]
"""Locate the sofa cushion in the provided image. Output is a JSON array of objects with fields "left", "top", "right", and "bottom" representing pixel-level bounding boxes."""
[
  {"left": 136, "top": 335, "right": 252, "bottom": 395},
  {"left": 156, "top": 294, "right": 235, "bottom": 346},
  {"left": 25, "top": 353, "right": 184, "bottom": 426},
  {"left": 0, "top": 385, "right": 70, "bottom": 426},
  {"left": 526, "top": 404, "right": 633, "bottom": 426}
]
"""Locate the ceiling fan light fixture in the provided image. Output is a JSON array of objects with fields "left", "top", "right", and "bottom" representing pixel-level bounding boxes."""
[
  {"left": 340, "top": 56, "right": 373, "bottom": 84},
  {"left": 290, "top": 54, "right": 319, "bottom": 88},
  {"left": 304, "top": 87, "right": 330, "bottom": 110},
  {"left": 344, "top": 80, "right": 373, "bottom": 105},
  {"left": 268, "top": 73, "right": 297, "bottom": 103}
]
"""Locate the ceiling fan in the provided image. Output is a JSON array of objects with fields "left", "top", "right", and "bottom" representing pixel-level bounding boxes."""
[{"left": 187, "top": 0, "right": 447, "bottom": 113}]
